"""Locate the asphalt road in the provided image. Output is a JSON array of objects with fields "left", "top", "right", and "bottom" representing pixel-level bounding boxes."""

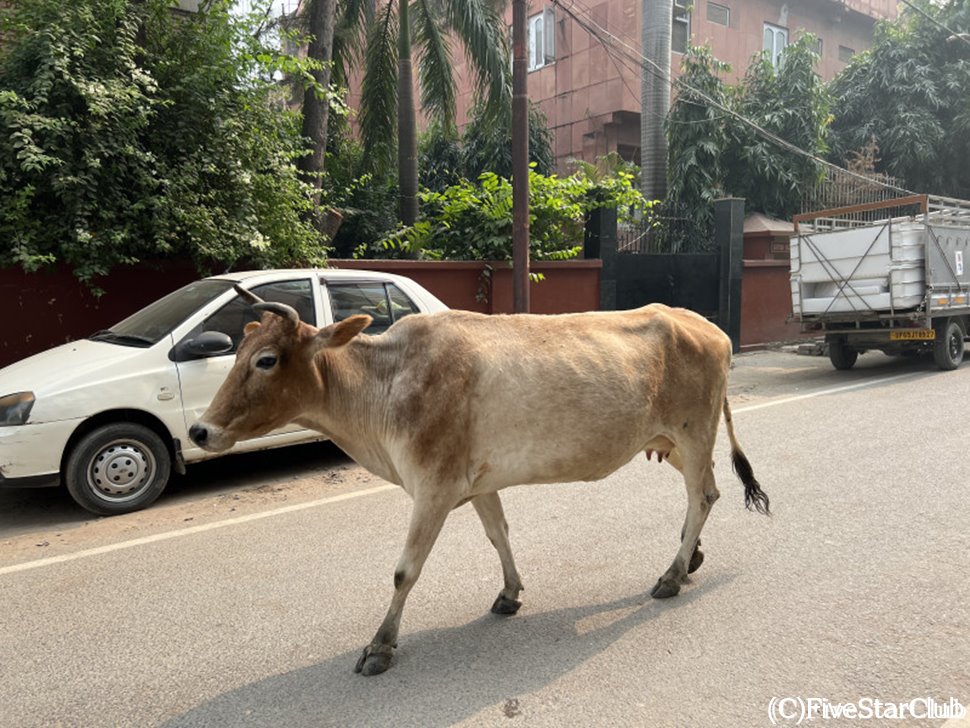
[{"left": 1, "top": 348, "right": 969, "bottom": 728}]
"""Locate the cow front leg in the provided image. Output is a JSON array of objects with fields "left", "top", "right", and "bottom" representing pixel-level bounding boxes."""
[
  {"left": 355, "top": 494, "right": 451, "bottom": 676},
  {"left": 472, "top": 492, "right": 524, "bottom": 615},
  {"left": 651, "top": 462, "right": 719, "bottom": 599}
]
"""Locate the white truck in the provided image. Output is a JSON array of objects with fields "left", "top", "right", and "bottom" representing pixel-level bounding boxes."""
[{"left": 790, "top": 195, "right": 970, "bottom": 370}]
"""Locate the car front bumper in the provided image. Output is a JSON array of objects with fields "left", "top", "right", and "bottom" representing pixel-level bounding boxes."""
[
  {"left": 0, "top": 471, "right": 60, "bottom": 488},
  {"left": 0, "top": 418, "right": 79, "bottom": 488}
]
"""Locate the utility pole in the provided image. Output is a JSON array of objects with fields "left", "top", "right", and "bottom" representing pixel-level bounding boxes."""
[
  {"left": 511, "top": 0, "right": 530, "bottom": 313},
  {"left": 640, "top": 0, "right": 672, "bottom": 201}
]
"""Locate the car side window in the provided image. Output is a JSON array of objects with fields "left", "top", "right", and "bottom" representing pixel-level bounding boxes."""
[
  {"left": 328, "top": 282, "right": 419, "bottom": 334},
  {"left": 387, "top": 283, "right": 420, "bottom": 320},
  {"left": 184, "top": 279, "right": 315, "bottom": 353}
]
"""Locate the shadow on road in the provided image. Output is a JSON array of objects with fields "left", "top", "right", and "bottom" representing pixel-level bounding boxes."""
[
  {"left": 0, "top": 441, "right": 352, "bottom": 536},
  {"left": 163, "top": 575, "right": 734, "bottom": 728}
]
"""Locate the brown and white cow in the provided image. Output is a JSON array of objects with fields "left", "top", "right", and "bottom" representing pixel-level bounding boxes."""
[{"left": 189, "top": 289, "right": 769, "bottom": 676}]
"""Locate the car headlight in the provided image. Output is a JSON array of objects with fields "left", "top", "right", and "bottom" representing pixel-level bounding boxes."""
[{"left": 0, "top": 392, "right": 35, "bottom": 426}]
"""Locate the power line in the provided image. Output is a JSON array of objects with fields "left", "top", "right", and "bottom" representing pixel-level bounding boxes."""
[
  {"left": 550, "top": 0, "right": 915, "bottom": 196},
  {"left": 897, "top": 0, "right": 970, "bottom": 47}
]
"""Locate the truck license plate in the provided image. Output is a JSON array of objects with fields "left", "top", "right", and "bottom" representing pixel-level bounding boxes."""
[{"left": 890, "top": 329, "right": 935, "bottom": 341}]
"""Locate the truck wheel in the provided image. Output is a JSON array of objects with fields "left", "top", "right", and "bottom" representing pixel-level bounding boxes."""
[
  {"left": 65, "top": 423, "right": 172, "bottom": 516},
  {"left": 828, "top": 338, "right": 858, "bottom": 370},
  {"left": 933, "top": 319, "right": 965, "bottom": 371}
]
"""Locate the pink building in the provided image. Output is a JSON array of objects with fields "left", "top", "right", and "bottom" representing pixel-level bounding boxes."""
[{"left": 441, "top": 0, "right": 898, "bottom": 170}]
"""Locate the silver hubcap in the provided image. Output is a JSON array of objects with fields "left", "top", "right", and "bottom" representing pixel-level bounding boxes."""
[{"left": 87, "top": 440, "right": 155, "bottom": 501}]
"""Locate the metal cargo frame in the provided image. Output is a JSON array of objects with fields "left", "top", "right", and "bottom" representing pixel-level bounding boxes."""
[{"left": 791, "top": 195, "right": 970, "bottom": 334}]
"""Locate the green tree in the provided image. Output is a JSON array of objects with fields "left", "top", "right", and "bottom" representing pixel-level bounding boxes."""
[
  {"left": 665, "top": 46, "right": 729, "bottom": 245},
  {"left": 418, "top": 101, "right": 555, "bottom": 192},
  {"left": 335, "top": 0, "right": 511, "bottom": 225},
  {"left": 298, "top": 0, "right": 338, "bottom": 192},
  {"left": 459, "top": 101, "right": 555, "bottom": 182},
  {"left": 0, "top": 0, "right": 326, "bottom": 286},
  {"left": 366, "top": 163, "right": 648, "bottom": 262},
  {"left": 723, "top": 34, "right": 829, "bottom": 217},
  {"left": 666, "top": 36, "right": 829, "bottom": 227},
  {"left": 829, "top": 1, "right": 970, "bottom": 198}
]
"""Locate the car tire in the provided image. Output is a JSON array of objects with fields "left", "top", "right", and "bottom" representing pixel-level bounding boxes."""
[
  {"left": 933, "top": 318, "right": 965, "bottom": 371},
  {"left": 65, "top": 423, "right": 171, "bottom": 516},
  {"left": 828, "top": 338, "right": 858, "bottom": 371}
]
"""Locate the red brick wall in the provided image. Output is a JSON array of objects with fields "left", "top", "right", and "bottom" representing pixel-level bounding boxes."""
[
  {"left": 328, "top": 259, "right": 602, "bottom": 315},
  {"left": 0, "top": 264, "right": 200, "bottom": 369},
  {"left": 0, "top": 259, "right": 602, "bottom": 368}
]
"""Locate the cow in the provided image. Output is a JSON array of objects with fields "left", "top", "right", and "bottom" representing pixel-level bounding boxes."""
[{"left": 189, "top": 287, "right": 769, "bottom": 676}]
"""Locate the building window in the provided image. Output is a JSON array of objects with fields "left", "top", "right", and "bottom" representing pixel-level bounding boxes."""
[
  {"left": 763, "top": 22, "right": 788, "bottom": 69},
  {"left": 528, "top": 8, "right": 555, "bottom": 71},
  {"left": 707, "top": 2, "right": 729, "bottom": 27},
  {"left": 838, "top": 45, "right": 855, "bottom": 62},
  {"left": 673, "top": 1, "right": 691, "bottom": 53}
]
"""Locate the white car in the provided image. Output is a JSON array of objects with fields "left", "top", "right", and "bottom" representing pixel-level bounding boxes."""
[{"left": 0, "top": 269, "right": 448, "bottom": 515}]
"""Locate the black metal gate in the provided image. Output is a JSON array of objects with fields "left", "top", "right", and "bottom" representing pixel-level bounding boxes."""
[{"left": 586, "top": 199, "right": 744, "bottom": 351}]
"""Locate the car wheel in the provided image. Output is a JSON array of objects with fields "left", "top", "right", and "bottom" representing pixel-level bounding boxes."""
[
  {"left": 933, "top": 318, "right": 965, "bottom": 371},
  {"left": 65, "top": 423, "right": 171, "bottom": 516},
  {"left": 828, "top": 338, "right": 858, "bottom": 371}
]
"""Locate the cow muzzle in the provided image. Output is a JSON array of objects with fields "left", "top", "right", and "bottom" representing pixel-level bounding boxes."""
[{"left": 188, "top": 421, "right": 235, "bottom": 452}]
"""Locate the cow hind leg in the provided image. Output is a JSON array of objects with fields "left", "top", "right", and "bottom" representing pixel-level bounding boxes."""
[
  {"left": 651, "top": 459, "right": 720, "bottom": 599},
  {"left": 681, "top": 520, "right": 705, "bottom": 574},
  {"left": 355, "top": 494, "right": 451, "bottom": 676},
  {"left": 661, "top": 448, "right": 705, "bottom": 574},
  {"left": 472, "top": 492, "right": 524, "bottom": 615}
]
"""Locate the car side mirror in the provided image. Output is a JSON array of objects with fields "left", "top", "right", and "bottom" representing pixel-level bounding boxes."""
[{"left": 172, "top": 331, "right": 234, "bottom": 361}]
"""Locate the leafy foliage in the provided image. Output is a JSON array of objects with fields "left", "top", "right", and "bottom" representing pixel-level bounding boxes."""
[
  {"left": 418, "top": 102, "right": 556, "bottom": 192},
  {"left": 666, "top": 36, "right": 830, "bottom": 223},
  {"left": 828, "top": 1, "right": 970, "bottom": 198},
  {"left": 0, "top": 0, "right": 326, "bottom": 287},
  {"left": 363, "top": 163, "right": 650, "bottom": 262},
  {"left": 337, "top": 0, "right": 511, "bottom": 174},
  {"left": 320, "top": 130, "right": 399, "bottom": 258},
  {"left": 723, "top": 36, "right": 829, "bottom": 216},
  {"left": 664, "top": 47, "right": 729, "bottom": 246},
  {"left": 459, "top": 102, "right": 556, "bottom": 182}
]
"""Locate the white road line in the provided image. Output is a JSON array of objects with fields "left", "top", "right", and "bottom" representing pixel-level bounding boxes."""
[
  {"left": 0, "top": 369, "right": 928, "bottom": 577},
  {"left": 0, "top": 484, "right": 398, "bottom": 577},
  {"left": 735, "top": 372, "right": 923, "bottom": 414}
]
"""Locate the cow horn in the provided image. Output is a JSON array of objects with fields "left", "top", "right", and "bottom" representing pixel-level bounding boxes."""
[
  {"left": 253, "top": 301, "right": 300, "bottom": 328},
  {"left": 234, "top": 284, "right": 264, "bottom": 304}
]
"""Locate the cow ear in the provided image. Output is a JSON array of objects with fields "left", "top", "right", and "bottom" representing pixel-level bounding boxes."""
[
  {"left": 243, "top": 321, "right": 261, "bottom": 336},
  {"left": 315, "top": 315, "right": 372, "bottom": 350}
]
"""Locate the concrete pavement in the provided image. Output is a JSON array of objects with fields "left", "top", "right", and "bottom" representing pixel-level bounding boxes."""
[{"left": 1, "top": 348, "right": 968, "bottom": 727}]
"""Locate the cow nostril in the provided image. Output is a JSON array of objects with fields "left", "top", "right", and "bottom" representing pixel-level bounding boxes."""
[{"left": 189, "top": 424, "right": 208, "bottom": 445}]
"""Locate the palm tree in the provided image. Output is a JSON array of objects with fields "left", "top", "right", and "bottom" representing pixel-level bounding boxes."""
[{"left": 335, "top": 0, "right": 511, "bottom": 225}]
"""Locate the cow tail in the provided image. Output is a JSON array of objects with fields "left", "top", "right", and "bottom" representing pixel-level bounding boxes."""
[{"left": 723, "top": 397, "right": 770, "bottom": 516}]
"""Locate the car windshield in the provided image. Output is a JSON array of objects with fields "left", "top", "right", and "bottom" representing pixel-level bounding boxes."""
[{"left": 91, "top": 279, "right": 236, "bottom": 346}]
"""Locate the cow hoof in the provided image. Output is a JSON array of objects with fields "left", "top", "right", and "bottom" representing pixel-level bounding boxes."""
[
  {"left": 491, "top": 594, "right": 522, "bottom": 615},
  {"left": 354, "top": 645, "right": 393, "bottom": 676},
  {"left": 688, "top": 548, "right": 705, "bottom": 574},
  {"left": 650, "top": 577, "right": 680, "bottom": 599}
]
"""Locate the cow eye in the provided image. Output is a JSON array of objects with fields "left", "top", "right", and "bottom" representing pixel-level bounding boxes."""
[{"left": 256, "top": 355, "right": 278, "bottom": 370}]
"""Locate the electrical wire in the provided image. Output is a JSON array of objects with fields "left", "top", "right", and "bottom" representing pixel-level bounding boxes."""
[{"left": 897, "top": 0, "right": 970, "bottom": 47}]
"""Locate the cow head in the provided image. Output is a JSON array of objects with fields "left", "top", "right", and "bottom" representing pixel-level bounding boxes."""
[{"left": 188, "top": 285, "right": 371, "bottom": 453}]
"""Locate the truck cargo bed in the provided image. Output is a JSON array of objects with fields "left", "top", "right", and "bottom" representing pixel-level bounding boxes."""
[{"left": 790, "top": 196, "right": 970, "bottom": 324}]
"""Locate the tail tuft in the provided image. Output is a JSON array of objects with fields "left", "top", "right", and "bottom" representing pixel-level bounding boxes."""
[{"left": 732, "top": 449, "right": 771, "bottom": 516}]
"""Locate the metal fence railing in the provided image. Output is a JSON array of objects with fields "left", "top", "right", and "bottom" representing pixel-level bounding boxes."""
[
  {"left": 800, "top": 165, "right": 907, "bottom": 216},
  {"left": 616, "top": 201, "right": 716, "bottom": 254}
]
